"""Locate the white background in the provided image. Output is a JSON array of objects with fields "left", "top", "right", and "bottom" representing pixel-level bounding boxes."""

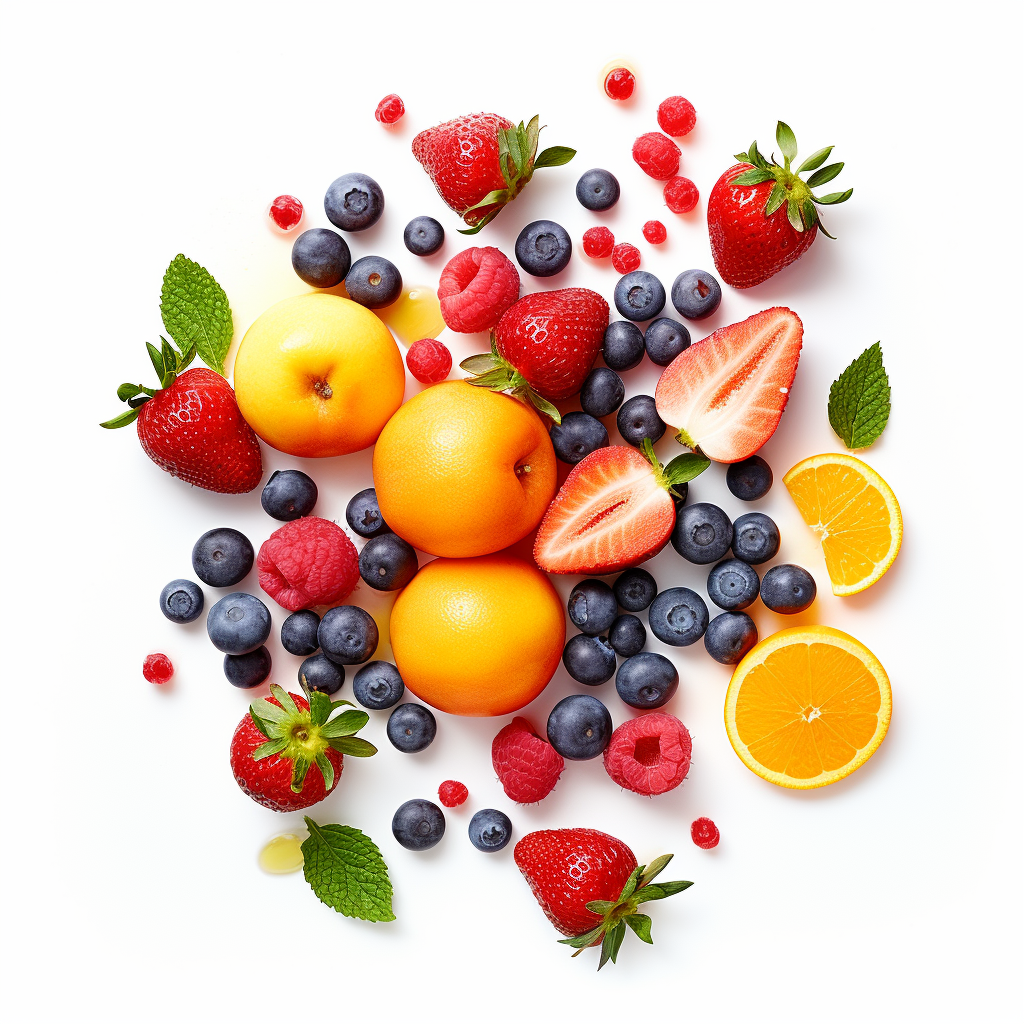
[{"left": 2, "top": 2, "right": 1020, "bottom": 1021}]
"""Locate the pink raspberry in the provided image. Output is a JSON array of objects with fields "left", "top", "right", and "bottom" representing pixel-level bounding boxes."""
[
  {"left": 603, "top": 713, "right": 692, "bottom": 796},
  {"left": 268, "top": 195, "right": 303, "bottom": 232},
  {"left": 611, "top": 242, "right": 641, "bottom": 274},
  {"left": 643, "top": 220, "right": 667, "bottom": 244},
  {"left": 657, "top": 96, "right": 697, "bottom": 138},
  {"left": 375, "top": 94, "right": 405, "bottom": 125},
  {"left": 632, "top": 132, "right": 681, "bottom": 180},
  {"left": 143, "top": 653, "right": 174, "bottom": 684},
  {"left": 438, "top": 780, "right": 469, "bottom": 807},
  {"left": 257, "top": 517, "right": 359, "bottom": 611},
  {"left": 603, "top": 67, "right": 635, "bottom": 100},
  {"left": 582, "top": 226, "right": 615, "bottom": 259},
  {"left": 406, "top": 339, "right": 452, "bottom": 384},
  {"left": 492, "top": 717, "right": 564, "bottom": 803},
  {"left": 664, "top": 176, "right": 699, "bottom": 214},
  {"left": 438, "top": 247, "right": 520, "bottom": 333},
  {"left": 691, "top": 817, "right": 720, "bottom": 849}
]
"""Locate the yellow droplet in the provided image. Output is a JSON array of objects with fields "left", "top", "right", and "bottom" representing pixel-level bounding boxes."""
[
  {"left": 258, "top": 832, "right": 306, "bottom": 875},
  {"left": 377, "top": 287, "right": 445, "bottom": 346}
]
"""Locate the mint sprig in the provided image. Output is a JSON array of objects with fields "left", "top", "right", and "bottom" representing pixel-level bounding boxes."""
[
  {"left": 159, "top": 254, "right": 233, "bottom": 376},
  {"left": 828, "top": 342, "right": 891, "bottom": 449}
]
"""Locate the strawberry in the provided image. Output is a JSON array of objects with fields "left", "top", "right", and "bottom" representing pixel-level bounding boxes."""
[
  {"left": 514, "top": 828, "right": 693, "bottom": 969},
  {"left": 708, "top": 121, "right": 853, "bottom": 288},
  {"left": 412, "top": 113, "right": 576, "bottom": 234},
  {"left": 534, "top": 441, "right": 708, "bottom": 575},
  {"left": 654, "top": 307, "right": 803, "bottom": 464},
  {"left": 461, "top": 288, "right": 609, "bottom": 419},
  {"left": 100, "top": 336, "right": 262, "bottom": 493}
]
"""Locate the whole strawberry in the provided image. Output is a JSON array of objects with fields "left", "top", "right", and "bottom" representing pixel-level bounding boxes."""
[
  {"left": 514, "top": 828, "right": 692, "bottom": 969},
  {"left": 412, "top": 113, "right": 576, "bottom": 234},
  {"left": 708, "top": 121, "right": 852, "bottom": 289}
]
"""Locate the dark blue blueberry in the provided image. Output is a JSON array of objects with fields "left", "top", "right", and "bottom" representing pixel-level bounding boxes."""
[
  {"left": 261, "top": 470, "right": 318, "bottom": 521},
  {"left": 403, "top": 216, "right": 444, "bottom": 256},
  {"left": 671, "top": 269, "right": 722, "bottom": 320},
  {"left": 613, "top": 567, "right": 658, "bottom": 611},
  {"left": 760, "top": 564, "right": 817, "bottom": 614},
  {"left": 617, "top": 395, "right": 666, "bottom": 448},
  {"left": 614, "top": 271, "right": 666, "bottom": 321},
  {"left": 223, "top": 646, "right": 272, "bottom": 689},
  {"left": 608, "top": 614, "right": 646, "bottom": 657},
  {"left": 704, "top": 613, "right": 758, "bottom": 665},
  {"left": 575, "top": 168, "right": 620, "bottom": 211},
  {"left": 580, "top": 367, "right": 625, "bottom": 418},
  {"left": 291, "top": 228, "right": 351, "bottom": 288},
  {"left": 648, "top": 587, "right": 709, "bottom": 646},
  {"left": 359, "top": 533, "right": 418, "bottom": 592},
  {"left": 207, "top": 593, "right": 272, "bottom": 655},
  {"left": 568, "top": 579, "right": 618, "bottom": 635},
  {"left": 298, "top": 653, "right": 345, "bottom": 695},
  {"left": 562, "top": 634, "right": 617, "bottom": 686},
  {"left": 550, "top": 411, "right": 608, "bottom": 464},
  {"left": 192, "top": 528, "right": 254, "bottom": 588},
  {"left": 159, "top": 579, "right": 204, "bottom": 624},
  {"left": 644, "top": 318, "right": 691, "bottom": 366},
  {"left": 387, "top": 703, "right": 437, "bottom": 753},
  {"left": 602, "top": 321, "right": 645, "bottom": 371},
  {"left": 671, "top": 503, "right": 733, "bottom": 564},
  {"left": 727, "top": 456, "right": 773, "bottom": 501},
  {"left": 732, "top": 512, "right": 780, "bottom": 565},
  {"left": 281, "top": 609, "right": 321, "bottom": 656},
  {"left": 352, "top": 661, "right": 405, "bottom": 710},
  {"left": 345, "top": 487, "right": 391, "bottom": 539},
  {"left": 468, "top": 808, "right": 513, "bottom": 852},
  {"left": 515, "top": 220, "right": 572, "bottom": 277},
  {"left": 392, "top": 798, "right": 445, "bottom": 851},
  {"left": 324, "top": 172, "right": 384, "bottom": 231},
  {"left": 546, "top": 694, "right": 612, "bottom": 760},
  {"left": 707, "top": 558, "right": 760, "bottom": 610},
  {"left": 318, "top": 606, "right": 379, "bottom": 665},
  {"left": 345, "top": 255, "right": 402, "bottom": 309},
  {"left": 615, "top": 652, "right": 679, "bottom": 709}
]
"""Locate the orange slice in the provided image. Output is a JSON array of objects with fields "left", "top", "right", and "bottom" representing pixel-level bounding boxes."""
[
  {"left": 783, "top": 453, "right": 902, "bottom": 596},
  {"left": 724, "top": 626, "right": 891, "bottom": 789}
]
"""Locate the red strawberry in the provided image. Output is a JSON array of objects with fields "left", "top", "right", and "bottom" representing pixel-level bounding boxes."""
[
  {"left": 514, "top": 828, "right": 693, "bottom": 969},
  {"left": 412, "top": 113, "right": 576, "bottom": 234},
  {"left": 654, "top": 307, "right": 803, "bottom": 464},
  {"left": 708, "top": 121, "right": 853, "bottom": 288},
  {"left": 534, "top": 442, "right": 707, "bottom": 575},
  {"left": 492, "top": 717, "right": 565, "bottom": 804}
]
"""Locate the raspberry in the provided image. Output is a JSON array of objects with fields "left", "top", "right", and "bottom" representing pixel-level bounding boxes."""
[
  {"left": 664, "top": 176, "right": 699, "bottom": 214},
  {"left": 257, "top": 517, "right": 359, "bottom": 612},
  {"left": 406, "top": 339, "right": 452, "bottom": 384},
  {"left": 143, "top": 653, "right": 174, "bottom": 684},
  {"left": 657, "top": 96, "right": 697, "bottom": 138},
  {"left": 611, "top": 242, "right": 641, "bottom": 274},
  {"left": 604, "top": 67, "right": 635, "bottom": 101},
  {"left": 603, "top": 713, "right": 692, "bottom": 796},
  {"left": 691, "top": 817, "right": 720, "bottom": 850},
  {"left": 267, "top": 195, "right": 303, "bottom": 232},
  {"left": 632, "top": 132, "right": 681, "bottom": 180},
  {"left": 492, "top": 717, "right": 564, "bottom": 803},
  {"left": 438, "top": 780, "right": 469, "bottom": 807},
  {"left": 375, "top": 94, "right": 405, "bottom": 125},
  {"left": 643, "top": 220, "right": 667, "bottom": 244},
  {"left": 582, "top": 226, "right": 615, "bottom": 259},
  {"left": 438, "top": 247, "right": 520, "bottom": 333}
]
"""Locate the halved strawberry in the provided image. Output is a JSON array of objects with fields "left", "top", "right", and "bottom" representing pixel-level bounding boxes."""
[
  {"left": 654, "top": 307, "right": 803, "bottom": 463},
  {"left": 534, "top": 442, "right": 708, "bottom": 575}
]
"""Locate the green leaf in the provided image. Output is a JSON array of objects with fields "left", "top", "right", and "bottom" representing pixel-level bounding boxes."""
[
  {"left": 598, "top": 922, "right": 626, "bottom": 970},
  {"left": 99, "top": 408, "right": 141, "bottom": 429},
  {"left": 460, "top": 353, "right": 501, "bottom": 375},
  {"left": 730, "top": 168, "right": 774, "bottom": 186},
  {"left": 159, "top": 254, "right": 233, "bottom": 377},
  {"left": 249, "top": 699, "right": 287, "bottom": 724},
  {"left": 664, "top": 452, "right": 710, "bottom": 485},
  {"left": 461, "top": 188, "right": 511, "bottom": 215},
  {"left": 271, "top": 685, "right": 298, "bottom": 714},
  {"left": 525, "top": 116, "right": 541, "bottom": 160},
  {"left": 639, "top": 880, "right": 694, "bottom": 901},
  {"left": 534, "top": 146, "right": 576, "bottom": 168},
  {"left": 465, "top": 367, "right": 515, "bottom": 391},
  {"left": 776, "top": 121, "right": 798, "bottom": 164},
  {"left": 320, "top": 709, "right": 370, "bottom": 738},
  {"left": 786, "top": 198, "right": 804, "bottom": 232},
  {"left": 806, "top": 161, "right": 844, "bottom": 187},
  {"left": 802, "top": 199, "right": 818, "bottom": 231},
  {"left": 624, "top": 913, "right": 653, "bottom": 944},
  {"left": 315, "top": 751, "right": 335, "bottom": 791},
  {"left": 814, "top": 188, "right": 854, "bottom": 205},
  {"left": 503, "top": 127, "right": 524, "bottom": 176},
  {"left": 519, "top": 388, "right": 561, "bottom": 424},
  {"left": 797, "top": 145, "right": 833, "bottom": 173},
  {"left": 290, "top": 756, "right": 311, "bottom": 793},
  {"left": 252, "top": 739, "right": 287, "bottom": 761},
  {"left": 328, "top": 736, "right": 378, "bottom": 757},
  {"left": 617, "top": 866, "right": 642, "bottom": 903},
  {"left": 307, "top": 690, "right": 334, "bottom": 727},
  {"left": 146, "top": 341, "right": 166, "bottom": 379},
  {"left": 116, "top": 382, "right": 150, "bottom": 402},
  {"left": 585, "top": 900, "right": 616, "bottom": 915},
  {"left": 827, "top": 342, "right": 891, "bottom": 450},
  {"left": 559, "top": 925, "right": 604, "bottom": 950},
  {"left": 639, "top": 854, "right": 674, "bottom": 886},
  {"left": 764, "top": 182, "right": 788, "bottom": 218},
  {"left": 301, "top": 818, "right": 395, "bottom": 923}
]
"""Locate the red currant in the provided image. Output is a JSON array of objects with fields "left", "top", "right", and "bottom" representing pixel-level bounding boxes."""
[
  {"left": 643, "top": 220, "right": 667, "bottom": 244},
  {"left": 664, "top": 176, "right": 699, "bottom": 214},
  {"left": 582, "top": 226, "right": 615, "bottom": 258},
  {"left": 438, "top": 780, "right": 469, "bottom": 808},
  {"left": 691, "top": 817, "right": 720, "bottom": 849},
  {"left": 375, "top": 94, "right": 405, "bottom": 125},
  {"left": 603, "top": 67, "right": 635, "bottom": 101},
  {"left": 657, "top": 96, "right": 697, "bottom": 137},
  {"left": 406, "top": 339, "right": 452, "bottom": 384},
  {"left": 143, "top": 653, "right": 174, "bottom": 685},
  {"left": 611, "top": 243, "right": 641, "bottom": 274},
  {"left": 268, "top": 195, "right": 303, "bottom": 232}
]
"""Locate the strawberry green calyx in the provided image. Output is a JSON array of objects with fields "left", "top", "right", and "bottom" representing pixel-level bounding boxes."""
[
  {"left": 640, "top": 438, "right": 709, "bottom": 497},
  {"left": 99, "top": 335, "right": 197, "bottom": 429},
  {"left": 460, "top": 335, "right": 564, "bottom": 423},
  {"left": 559, "top": 853, "right": 693, "bottom": 970},
  {"left": 730, "top": 121, "right": 853, "bottom": 239}
]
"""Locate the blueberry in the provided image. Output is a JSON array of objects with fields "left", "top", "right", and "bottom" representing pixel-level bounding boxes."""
[
  {"left": 260, "top": 470, "right": 318, "bottom": 521},
  {"left": 614, "top": 271, "right": 666, "bottom": 322},
  {"left": 704, "top": 612, "right": 758, "bottom": 665},
  {"left": 387, "top": 703, "right": 437, "bottom": 753},
  {"left": 468, "top": 808, "right": 513, "bottom": 852},
  {"left": 403, "top": 215, "right": 444, "bottom": 256},
  {"left": 223, "top": 646, "right": 272, "bottom": 689},
  {"left": 648, "top": 587, "right": 709, "bottom": 646},
  {"left": 515, "top": 219, "right": 572, "bottom": 277},
  {"left": 550, "top": 411, "right": 608, "bottom": 464},
  {"left": 359, "top": 534, "right": 418, "bottom": 592},
  {"left": 579, "top": 367, "right": 625, "bottom": 419},
  {"left": 726, "top": 456, "right": 773, "bottom": 501},
  {"left": 546, "top": 694, "right": 612, "bottom": 760},
  {"left": 760, "top": 564, "right": 817, "bottom": 614},
  {"left": 281, "top": 609, "right": 321, "bottom": 656},
  {"left": 672, "top": 482, "right": 688, "bottom": 509},
  {"left": 318, "top": 606, "right": 379, "bottom": 664},
  {"left": 613, "top": 567, "right": 658, "bottom": 611},
  {"left": 602, "top": 321, "right": 645, "bottom": 371},
  {"left": 291, "top": 228, "right": 351, "bottom": 288},
  {"left": 298, "top": 654, "right": 345, "bottom": 695},
  {"left": 159, "top": 579, "right": 204, "bottom": 624},
  {"left": 672, "top": 503, "right": 733, "bottom": 564},
  {"left": 345, "top": 487, "right": 391, "bottom": 539},
  {"left": 192, "top": 528, "right": 254, "bottom": 588},
  {"left": 562, "top": 634, "right": 617, "bottom": 685},
  {"left": 671, "top": 269, "right": 722, "bottom": 320},
  {"left": 575, "top": 168, "right": 620, "bottom": 211},
  {"left": 617, "top": 395, "right": 666, "bottom": 448},
  {"left": 616, "top": 651, "right": 679, "bottom": 709},
  {"left": 567, "top": 579, "right": 618, "bottom": 635},
  {"left": 392, "top": 798, "right": 445, "bottom": 851},
  {"left": 345, "top": 255, "right": 402, "bottom": 309},
  {"left": 324, "top": 172, "right": 384, "bottom": 231},
  {"left": 352, "top": 661, "right": 405, "bottom": 710},
  {"left": 732, "top": 512, "right": 781, "bottom": 565},
  {"left": 644, "top": 317, "right": 691, "bottom": 366},
  {"left": 609, "top": 614, "right": 646, "bottom": 657},
  {"left": 706, "top": 558, "right": 760, "bottom": 610},
  {"left": 207, "top": 593, "right": 272, "bottom": 655}
]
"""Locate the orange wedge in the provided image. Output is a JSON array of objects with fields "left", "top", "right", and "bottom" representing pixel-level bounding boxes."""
[
  {"left": 784, "top": 453, "right": 902, "bottom": 596},
  {"left": 724, "top": 626, "right": 891, "bottom": 789}
]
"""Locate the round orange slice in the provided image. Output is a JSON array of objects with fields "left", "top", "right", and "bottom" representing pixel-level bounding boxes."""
[
  {"left": 724, "top": 626, "right": 891, "bottom": 789},
  {"left": 783, "top": 453, "right": 902, "bottom": 596}
]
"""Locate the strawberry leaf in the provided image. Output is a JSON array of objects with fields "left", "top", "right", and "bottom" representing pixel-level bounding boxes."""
[
  {"left": 252, "top": 738, "right": 287, "bottom": 761},
  {"left": 637, "top": 880, "right": 693, "bottom": 901},
  {"left": 598, "top": 922, "right": 626, "bottom": 970},
  {"left": 807, "top": 161, "right": 845, "bottom": 187},
  {"left": 731, "top": 167, "right": 774, "bottom": 186},
  {"left": 624, "top": 913, "right": 653, "bottom": 944},
  {"left": 814, "top": 188, "right": 854, "bottom": 205},
  {"left": 160, "top": 255, "right": 233, "bottom": 377},
  {"left": 639, "top": 854, "right": 674, "bottom": 886},
  {"left": 664, "top": 452, "right": 710, "bottom": 485},
  {"left": 327, "top": 736, "right": 378, "bottom": 757},
  {"left": 776, "top": 121, "right": 798, "bottom": 165},
  {"left": 797, "top": 145, "right": 833, "bottom": 172},
  {"left": 764, "top": 182, "right": 788, "bottom": 218},
  {"left": 535, "top": 146, "right": 576, "bottom": 168},
  {"left": 320, "top": 709, "right": 370, "bottom": 738},
  {"left": 460, "top": 353, "right": 501, "bottom": 374},
  {"left": 314, "top": 751, "right": 335, "bottom": 791},
  {"left": 99, "top": 408, "right": 141, "bottom": 429},
  {"left": 786, "top": 197, "right": 804, "bottom": 232}
]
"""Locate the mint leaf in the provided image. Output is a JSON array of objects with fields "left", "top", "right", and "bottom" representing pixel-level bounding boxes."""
[
  {"left": 828, "top": 343, "right": 891, "bottom": 449},
  {"left": 159, "top": 255, "right": 233, "bottom": 377},
  {"left": 301, "top": 818, "right": 395, "bottom": 923}
]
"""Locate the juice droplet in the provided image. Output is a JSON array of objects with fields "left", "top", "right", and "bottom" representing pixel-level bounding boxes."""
[
  {"left": 258, "top": 832, "right": 306, "bottom": 874},
  {"left": 377, "top": 287, "right": 445, "bottom": 346}
]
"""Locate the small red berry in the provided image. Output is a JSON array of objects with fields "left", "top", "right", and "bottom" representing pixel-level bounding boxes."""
[
  {"left": 582, "top": 226, "right": 615, "bottom": 259},
  {"left": 664, "top": 176, "right": 699, "bottom": 214},
  {"left": 375, "top": 94, "right": 405, "bottom": 125},
  {"left": 268, "top": 195, "right": 303, "bottom": 232},
  {"left": 406, "top": 339, "right": 452, "bottom": 384},
  {"left": 643, "top": 220, "right": 667, "bottom": 244},
  {"left": 632, "top": 132, "right": 681, "bottom": 180},
  {"left": 691, "top": 817, "right": 720, "bottom": 849},
  {"left": 438, "top": 780, "right": 469, "bottom": 808},
  {"left": 603, "top": 714, "right": 692, "bottom": 795},
  {"left": 657, "top": 96, "right": 697, "bottom": 137},
  {"left": 603, "top": 67, "right": 635, "bottom": 100},
  {"left": 143, "top": 653, "right": 174, "bottom": 685},
  {"left": 611, "top": 243, "right": 641, "bottom": 274}
]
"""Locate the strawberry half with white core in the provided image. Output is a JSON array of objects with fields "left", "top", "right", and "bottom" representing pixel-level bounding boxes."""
[
  {"left": 655, "top": 307, "right": 803, "bottom": 464},
  {"left": 534, "top": 441, "right": 708, "bottom": 575}
]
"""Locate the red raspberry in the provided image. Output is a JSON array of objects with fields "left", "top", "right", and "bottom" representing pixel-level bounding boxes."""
[
  {"left": 268, "top": 195, "right": 303, "bottom": 232},
  {"left": 492, "top": 717, "right": 564, "bottom": 803},
  {"left": 664, "top": 176, "right": 699, "bottom": 214},
  {"left": 632, "top": 132, "right": 681, "bottom": 180},
  {"left": 643, "top": 220, "right": 667, "bottom": 244},
  {"left": 143, "top": 653, "right": 174, "bottom": 684},
  {"left": 375, "top": 94, "right": 405, "bottom": 125},
  {"left": 611, "top": 242, "right": 641, "bottom": 274},
  {"left": 406, "top": 339, "right": 452, "bottom": 384},
  {"left": 603, "top": 67, "right": 635, "bottom": 100},
  {"left": 257, "top": 516, "right": 359, "bottom": 611},
  {"left": 582, "top": 226, "right": 615, "bottom": 259},
  {"left": 438, "top": 247, "right": 520, "bottom": 333},
  {"left": 603, "top": 713, "right": 692, "bottom": 796},
  {"left": 657, "top": 96, "right": 697, "bottom": 138},
  {"left": 438, "top": 780, "right": 469, "bottom": 807},
  {"left": 691, "top": 817, "right": 720, "bottom": 850}
]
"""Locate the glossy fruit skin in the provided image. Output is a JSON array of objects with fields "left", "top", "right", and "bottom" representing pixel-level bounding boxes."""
[
  {"left": 616, "top": 651, "right": 679, "bottom": 708},
  {"left": 159, "top": 579, "right": 204, "bottom": 623},
  {"left": 546, "top": 694, "right": 612, "bottom": 760},
  {"left": 704, "top": 612, "right": 758, "bottom": 665},
  {"left": 760, "top": 564, "right": 817, "bottom": 613},
  {"left": 257, "top": 517, "right": 359, "bottom": 611},
  {"left": 562, "top": 634, "right": 617, "bottom": 686},
  {"left": 727, "top": 456, "right": 773, "bottom": 501},
  {"left": 406, "top": 339, "right": 452, "bottom": 384},
  {"left": 707, "top": 558, "right": 760, "bottom": 611},
  {"left": 691, "top": 817, "right": 720, "bottom": 849},
  {"left": 345, "top": 487, "right": 390, "bottom": 539},
  {"left": 604, "top": 68, "right": 635, "bottom": 100},
  {"left": 671, "top": 269, "right": 722, "bottom": 320},
  {"left": 643, "top": 220, "right": 667, "bottom": 244},
  {"left": 469, "top": 809, "right": 513, "bottom": 852},
  {"left": 224, "top": 646, "right": 272, "bottom": 689},
  {"left": 375, "top": 94, "right": 405, "bottom": 125},
  {"left": 437, "top": 246, "right": 520, "bottom": 333},
  {"left": 613, "top": 567, "right": 658, "bottom": 611},
  {"left": 492, "top": 717, "right": 565, "bottom": 803},
  {"left": 387, "top": 703, "right": 437, "bottom": 752},
  {"left": 602, "top": 321, "right": 645, "bottom": 371},
  {"left": 192, "top": 528, "right": 254, "bottom": 587},
  {"left": 611, "top": 243, "right": 641, "bottom": 275},
  {"left": 269, "top": 195, "right": 303, "bottom": 232},
  {"left": 438, "top": 780, "right": 469, "bottom": 807},
  {"left": 345, "top": 256, "right": 402, "bottom": 309},
  {"left": 392, "top": 798, "right": 445, "bottom": 850},
  {"left": 550, "top": 411, "right": 609, "bottom": 465},
  {"left": 647, "top": 588, "right": 709, "bottom": 647},
  {"left": 583, "top": 226, "right": 615, "bottom": 258},
  {"left": 614, "top": 271, "right": 666, "bottom": 321},
  {"left": 515, "top": 220, "right": 572, "bottom": 277},
  {"left": 352, "top": 661, "right": 405, "bottom": 710},
  {"left": 143, "top": 653, "right": 174, "bottom": 684},
  {"left": 672, "top": 502, "right": 733, "bottom": 564},
  {"left": 568, "top": 579, "right": 618, "bottom": 636},
  {"left": 608, "top": 614, "right": 646, "bottom": 657},
  {"left": 235, "top": 294, "right": 405, "bottom": 458},
  {"left": 207, "top": 593, "right": 272, "bottom": 655},
  {"left": 261, "top": 470, "right": 318, "bottom": 521},
  {"left": 658, "top": 96, "right": 696, "bottom": 137},
  {"left": 318, "top": 605, "right": 379, "bottom": 665},
  {"left": 324, "top": 172, "right": 384, "bottom": 231},
  {"left": 359, "top": 533, "right": 418, "bottom": 592},
  {"left": 291, "top": 228, "right": 351, "bottom": 288},
  {"left": 604, "top": 713, "right": 692, "bottom": 795},
  {"left": 576, "top": 168, "right": 620, "bottom": 210},
  {"left": 633, "top": 133, "right": 681, "bottom": 180},
  {"left": 617, "top": 395, "right": 666, "bottom": 448},
  {"left": 731, "top": 512, "right": 780, "bottom": 564},
  {"left": 298, "top": 654, "right": 344, "bottom": 695},
  {"left": 664, "top": 176, "right": 699, "bottom": 214},
  {"left": 580, "top": 367, "right": 625, "bottom": 418},
  {"left": 404, "top": 216, "right": 445, "bottom": 256},
  {"left": 644, "top": 318, "right": 691, "bottom": 366}
]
